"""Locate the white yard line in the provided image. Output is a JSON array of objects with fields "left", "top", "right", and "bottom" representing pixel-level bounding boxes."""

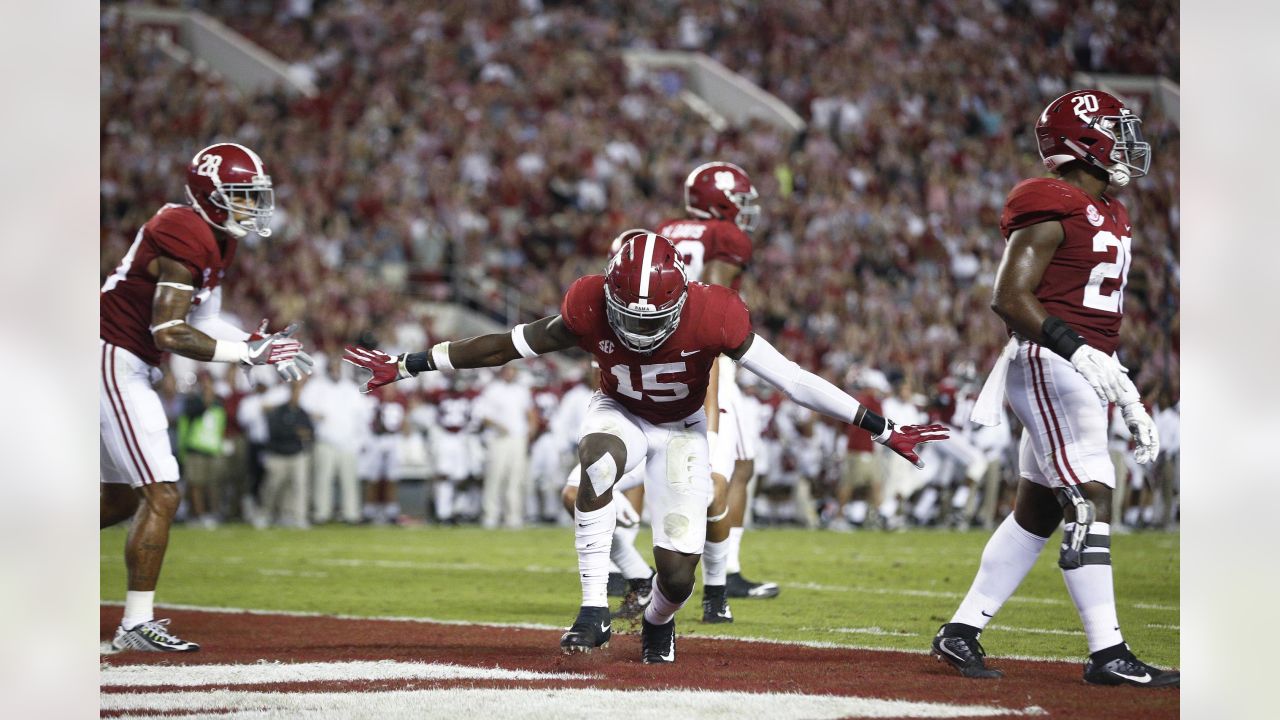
[{"left": 101, "top": 660, "right": 594, "bottom": 687}]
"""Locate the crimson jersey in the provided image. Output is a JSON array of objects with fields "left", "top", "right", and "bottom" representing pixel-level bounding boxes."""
[
  {"left": 560, "top": 275, "right": 752, "bottom": 424},
  {"left": 1000, "top": 178, "right": 1133, "bottom": 355},
  {"left": 429, "top": 389, "right": 479, "bottom": 432},
  {"left": 654, "top": 218, "right": 753, "bottom": 291},
  {"left": 101, "top": 204, "right": 237, "bottom": 366}
]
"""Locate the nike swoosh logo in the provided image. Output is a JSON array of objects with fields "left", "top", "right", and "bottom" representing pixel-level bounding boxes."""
[
  {"left": 680, "top": 350, "right": 699, "bottom": 357},
  {"left": 1113, "top": 671, "right": 1151, "bottom": 683},
  {"left": 981, "top": 611, "right": 994, "bottom": 617},
  {"left": 660, "top": 648, "right": 675, "bottom": 661},
  {"left": 684, "top": 420, "right": 699, "bottom": 428},
  {"left": 600, "top": 622, "right": 611, "bottom": 633}
]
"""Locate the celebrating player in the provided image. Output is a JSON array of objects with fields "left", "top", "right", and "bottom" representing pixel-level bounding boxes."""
[
  {"left": 932, "top": 91, "right": 1177, "bottom": 687},
  {"left": 101, "top": 143, "right": 313, "bottom": 652},
  {"left": 345, "top": 231, "right": 947, "bottom": 664}
]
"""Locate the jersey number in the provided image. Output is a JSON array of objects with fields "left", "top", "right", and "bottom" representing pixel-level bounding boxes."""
[
  {"left": 611, "top": 363, "right": 690, "bottom": 403},
  {"left": 101, "top": 226, "right": 145, "bottom": 294},
  {"left": 1081, "top": 230, "right": 1132, "bottom": 313},
  {"left": 674, "top": 240, "right": 705, "bottom": 283}
]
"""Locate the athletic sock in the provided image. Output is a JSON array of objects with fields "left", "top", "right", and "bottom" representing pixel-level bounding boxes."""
[
  {"left": 701, "top": 538, "right": 729, "bottom": 586},
  {"left": 575, "top": 501, "right": 616, "bottom": 608},
  {"left": 950, "top": 514, "right": 1049, "bottom": 629},
  {"left": 122, "top": 591, "right": 155, "bottom": 631},
  {"left": 434, "top": 482, "right": 454, "bottom": 521},
  {"left": 611, "top": 524, "right": 651, "bottom": 580},
  {"left": 643, "top": 577, "right": 684, "bottom": 625},
  {"left": 1060, "top": 521, "right": 1124, "bottom": 652},
  {"left": 725, "top": 526, "right": 744, "bottom": 574}
]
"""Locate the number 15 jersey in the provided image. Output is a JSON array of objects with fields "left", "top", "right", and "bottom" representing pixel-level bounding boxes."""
[
  {"left": 559, "top": 275, "right": 752, "bottom": 424},
  {"left": 1000, "top": 177, "right": 1133, "bottom": 355}
]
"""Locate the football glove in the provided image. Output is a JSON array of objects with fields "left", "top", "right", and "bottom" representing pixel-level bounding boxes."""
[
  {"left": 343, "top": 345, "right": 414, "bottom": 394},
  {"left": 1069, "top": 345, "right": 1129, "bottom": 404},
  {"left": 874, "top": 421, "right": 950, "bottom": 469},
  {"left": 243, "top": 320, "right": 303, "bottom": 366},
  {"left": 614, "top": 491, "right": 640, "bottom": 529},
  {"left": 1121, "top": 402, "right": 1160, "bottom": 465},
  {"left": 248, "top": 319, "right": 312, "bottom": 380}
]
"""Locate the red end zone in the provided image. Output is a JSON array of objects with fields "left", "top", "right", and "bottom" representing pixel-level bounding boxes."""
[{"left": 100, "top": 606, "right": 1177, "bottom": 718}]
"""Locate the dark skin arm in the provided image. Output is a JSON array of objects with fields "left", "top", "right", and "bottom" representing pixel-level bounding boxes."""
[
  {"left": 149, "top": 256, "right": 220, "bottom": 361},
  {"left": 440, "top": 314, "right": 580, "bottom": 368},
  {"left": 990, "top": 221, "right": 1065, "bottom": 342},
  {"left": 703, "top": 259, "right": 742, "bottom": 433}
]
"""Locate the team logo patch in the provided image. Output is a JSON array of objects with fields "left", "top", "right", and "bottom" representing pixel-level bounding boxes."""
[
  {"left": 598, "top": 340, "right": 614, "bottom": 354},
  {"left": 714, "top": 171, "right": 737, "bottom": 191},
  {"left": 1086, "top": 205, "right": 1104, "bottom": 227}
]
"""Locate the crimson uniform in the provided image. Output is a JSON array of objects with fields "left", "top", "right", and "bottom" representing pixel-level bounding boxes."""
[
  {"left": 560, "top": 274, "right": 751, "bottom": 553},
  {"left": 100, "top": 204, "right": 239, "bottom": 487},
  {"left": 427, "top": 386, "right": 481, "bottom": 483},
  {"left": 1000, "top": 178, "right": 1133, "bottom": 489}
]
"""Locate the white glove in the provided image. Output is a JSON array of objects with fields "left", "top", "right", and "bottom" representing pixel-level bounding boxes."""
[
  {"left": 1069, "top": 345, "right": 1129, "bottom": 403},
  {"left": 1121, "top": 402, "right": 1160, "bottom": 464},
  {"left": 275, "top": 351, "right": 315, "bottom": 382},
  {"left": 614, "top": 491, "right": 639, "bottom": 528}
]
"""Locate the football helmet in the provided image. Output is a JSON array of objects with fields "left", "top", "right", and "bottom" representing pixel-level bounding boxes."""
[
  {"left": 685, "top": 162, "right": 760, "bottom": 232},
  {"left": 185, "top": 142, "right": 275, "bottom": 238},
  {"left": 1035, "top": 90, "right": 1150, "bottom": 187},
  {"left": 604, "top": 230, "right": 688, "bottom": 353}
]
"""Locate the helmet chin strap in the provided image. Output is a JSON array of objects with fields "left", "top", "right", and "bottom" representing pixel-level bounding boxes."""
[{"left": 1107, "top": 164, "right": 1131, "bottom": 188}]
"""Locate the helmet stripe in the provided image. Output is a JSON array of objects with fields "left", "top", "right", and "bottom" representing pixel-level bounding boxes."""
[{"left": 637, "top": 232, "right": 657, "bottom": 301}]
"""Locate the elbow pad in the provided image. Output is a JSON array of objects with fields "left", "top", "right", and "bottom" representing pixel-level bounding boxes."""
[{"left": 735, "top": 335, "right": 861, "bottom": 424}]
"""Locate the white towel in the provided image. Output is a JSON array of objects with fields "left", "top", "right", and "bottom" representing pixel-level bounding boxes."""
[{"left": 970, "top": 337, "right": 1019, "bottom": 427}]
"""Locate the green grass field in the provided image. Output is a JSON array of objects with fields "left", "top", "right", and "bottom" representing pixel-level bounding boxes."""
[{"left": 101, "top": 525, "right": 1179, "bottom": 666}]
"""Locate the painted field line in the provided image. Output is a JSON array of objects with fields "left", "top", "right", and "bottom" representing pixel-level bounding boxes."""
[
  {"left": 824, "top": 626, "right": 921, "bottom": 637},
  {"left": 783, "top": 581, "right": 1177, "bottom": 612},
  {"left": 99, "top": 602, "right": 1078, "bottom": 664},
  {"left": 100, "top": 686, "right": 1048, "bottom": 719},
  {"left": 987, "top": 624, "right": 1083, "bottom": 637},
  {"left": 1146, "top": 623, "right": 1180, "bottom": 630},
  {"left": 101, "top": 660, "right": 595, "bottom": 687}
]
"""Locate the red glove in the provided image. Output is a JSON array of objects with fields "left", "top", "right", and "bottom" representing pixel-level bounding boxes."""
[
  {"left": 343, "top": 345, "right": 413, "bottom": 394},
  {"left": 876, "top": 422, "right": 950, "bottom": 469}
]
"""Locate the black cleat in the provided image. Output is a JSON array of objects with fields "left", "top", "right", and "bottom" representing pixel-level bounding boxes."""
[
  {"left": 560, "top": 605, "right": 611, "bottom": 654},
  {"left": 701, "top": 584, "right": 733, "bottom": 623},
  {"left": 613, "top": 571, "right": 654, "bottom": 620},
  {"left": 641, "top": 617, "right": 676, "bottom": 664},
  {"left": 606, "top": 572, "right": 626, "bottom": 597},
  {"left": 725, "top": 571, "right": 779, "bottom": 599},
  {"left": 1083, "top": 643, "right": 1179, "bottom": 688},
  {"left": 932, "top": 624, "right": 1004, "bottom": 679}
]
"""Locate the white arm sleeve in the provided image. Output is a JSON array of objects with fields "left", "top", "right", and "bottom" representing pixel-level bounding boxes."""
[
  {"left": 188, "top": 286, "right": 251, "bottom": 341},
  {"left": 734, "top": 333, "right": 862, "bottom": 424}
]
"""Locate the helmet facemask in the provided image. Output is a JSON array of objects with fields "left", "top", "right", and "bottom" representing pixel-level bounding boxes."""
[
  {"left": 1093, "top": 111, "right": 1150, "bottom": 187},
  {"left": 604, "top": 285, "right": 687, "bottom": 354},
  {"left": 211, "top": 176, "right": 275, "bottom": 238},
  {"left": 730, "top": 186, "right": 761, "bottom": 232}
]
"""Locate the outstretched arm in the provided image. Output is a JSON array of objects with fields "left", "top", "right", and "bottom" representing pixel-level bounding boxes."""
[
  {"left": 343, "top": 314, "right": 580, "bottom": 393},
  {"left": 726, "top": 333, "right": 948, "bottom": 468}
]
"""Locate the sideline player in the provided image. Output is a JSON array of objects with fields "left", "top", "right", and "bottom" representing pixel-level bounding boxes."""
[
  {"left": 932, "top": 91, "right": 1177, "bottom": 687},
  {"left": 345, "top": 231, "right": 947, "bottom": 663},
  {"left": 657, "top": 162, "right": 773, "bottom": 622},
  {"left": 101, "top": 143, "right": 313, "bottom": 651}
]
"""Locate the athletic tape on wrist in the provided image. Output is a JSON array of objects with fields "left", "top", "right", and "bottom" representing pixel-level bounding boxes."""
[
  {"left": 212, "top": 340, "right": 249, "bottom": 363},
  {"left": 511, "top": 324, "right": 539, "bottom": 358},
  {"left": 430, "top": 342, "right": 454, "bottom": 371}
]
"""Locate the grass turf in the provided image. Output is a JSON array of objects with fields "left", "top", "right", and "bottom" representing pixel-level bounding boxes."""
[{"left": 100, "top": 524, "right": 1179, "bottom": 667}]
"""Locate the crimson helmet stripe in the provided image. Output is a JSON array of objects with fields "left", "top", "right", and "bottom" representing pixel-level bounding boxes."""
[{"left": 636, "top": 232, "right": 658, "bottom": 301}]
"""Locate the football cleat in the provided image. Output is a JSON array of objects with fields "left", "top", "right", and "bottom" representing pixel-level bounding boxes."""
[
  {"left": 641, "top": 617, "right": 676, "bottom": 664},
  {"left": 1083, "top": 643, "right": 1179, "bottom": 688},
  {"left": 932, "top": 624, "right": 1003, "bottom": 679},
  {"left": 560, "top": 606, "right": 612, "bottom": 654},
  {"left": 606, "top": 571, "right": 626, "bottom": 597},
  {"left": 111, "top": 619, "right": 200, "bottom": 653},
  {"left": 725, "top": 571, "right": 779, "bottom": 599},
  {"left": 613, "top": 572, "right": 654, "bottom": 620},
  {"left": 701, "top": 584, "right": 733, "bottom": 623}
]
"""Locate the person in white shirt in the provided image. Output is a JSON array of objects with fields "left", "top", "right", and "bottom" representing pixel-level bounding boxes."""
[
  {"left": 300, "top": 358, "right": 371, "bottom": 524},
  {"left": 474, "top": 364, "right": 536, "bottom": 528}
]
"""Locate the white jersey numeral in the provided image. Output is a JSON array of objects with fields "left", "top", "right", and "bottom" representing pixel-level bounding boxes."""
[
  {"left": 611, "top": 362, "right": 690, "bottom": 402},
  {"left": 101, "top": 226, "right": 145, "bottom": 294},
  {"left": 674, "top": 239, "right": 706, "bottom": 283},
  {"left": 1081, "top": 230, "right": 1132, "bottom": 313}
]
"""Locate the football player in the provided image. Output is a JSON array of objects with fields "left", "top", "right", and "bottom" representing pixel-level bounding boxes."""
[
  {"left": 657, "top": 162, "right": 773, "bottom": 622},
  {"left": 345, "top": 231, "right": 947, "bottom": 664},
  {"left": 932, "top": 91, "right": 1177, "bottom": 687},
  {"left": 101, "top": 143, "right": 313, "bottom": 652}
]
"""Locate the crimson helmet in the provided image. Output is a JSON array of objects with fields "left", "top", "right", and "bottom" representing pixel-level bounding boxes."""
[
  {"left": 609, "top": 228, "right": 650, "bottom": 256},
  {"left": 685, "top": 161, "right": 760, "bottom": 232},
  {"left": 1035, "top": 90, "right": 1150, "bottom": 188},
  {"left": 185, "top": 142, "right": 275, "bottom": 238},
  {"left": 604, "top": 230, "right": 688, "bottom": 353}
]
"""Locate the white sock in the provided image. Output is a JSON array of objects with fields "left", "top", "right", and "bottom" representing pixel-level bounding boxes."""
[
  {"left": 611, "top": 524, "right": 651, "bottom": 580},
  {"left": 701, "top": 538, "right": 729, "bottom": 586},
  {"left": 643, "top": 577, "right": 684, "bottom": 625},
  {"left": 122, "top": 591, "right": 155, "bottom": 630},
  {"left": 1061, "top": 521, "right": 1124, "bottom": 652},
  {"left": 726, "top": 526, "right": 744, "bottom": 574},
  {"left": 434, "top": 482, "right": 454, "bottom": 520},
  {"left": 575, "top": 501, "right": 616, "bottom": 608},
  {"left": 950, "top": 514, "right": 1049, "bottom": 629}
]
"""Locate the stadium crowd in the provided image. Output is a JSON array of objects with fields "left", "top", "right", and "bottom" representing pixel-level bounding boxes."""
[{"left": 101, "top": 0, "right": 1179, "bottom": 531}]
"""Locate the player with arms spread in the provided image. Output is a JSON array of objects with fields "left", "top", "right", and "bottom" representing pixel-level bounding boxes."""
[
  {"left": 931, "top": 91, "right": 1177, "bottom": 687},
  {"left": 345, "top": 231, "right": 948, "bottom": 663},
  {"left": 657, "top": 161, "right": 773, "bottom": 621},
  {"left": 101, "top": 143, "right": 313, "bottom": 652}
]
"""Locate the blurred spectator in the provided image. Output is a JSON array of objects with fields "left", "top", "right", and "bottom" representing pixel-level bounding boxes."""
[
  {"left": 262, "top": 381, "right": 314, "bottom": 528},
  {"left": 475, "top": 365, "right": 535, "bottom": 529},
  {"left": 177, "top": 372, "right": 229, "bottom": 529},
  {"left": 300, "top": 359, "right": 368, "bottom": 524}
]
